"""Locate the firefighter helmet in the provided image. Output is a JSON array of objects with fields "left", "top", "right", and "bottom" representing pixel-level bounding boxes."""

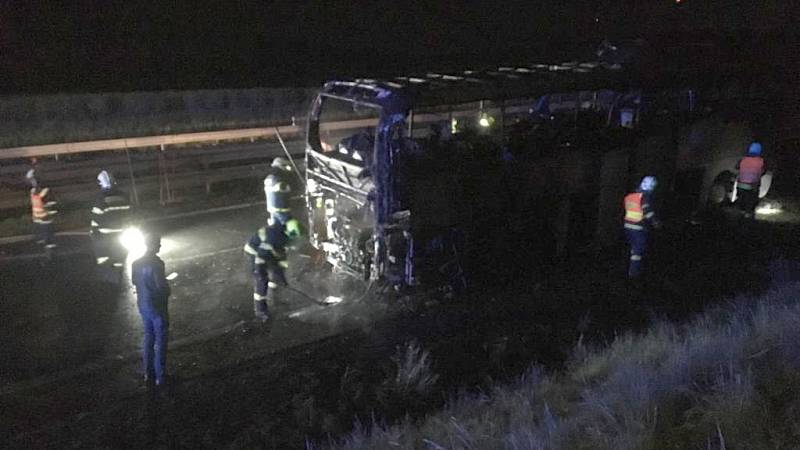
[
  {"left": 97, "top": 170, "right": 113, "bottom": 189},
  {"left": 271, "top": 157, "right": 292, "bottom": 171},
  {"left": 748, "top": 141, "right": 762, "bottom": 156},
  {"left": 25, "top": 169, "right": 37, "bottom": 188},
  {"left": 639, "top": 176, "right": 657, "bottom": 192}
]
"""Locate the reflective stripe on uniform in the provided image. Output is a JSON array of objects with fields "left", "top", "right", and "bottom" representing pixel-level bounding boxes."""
[
  {"left": 278, "top": 261, "right": 289, "bottom": 269},
  {"left": 267, "top": 206, "right": 292, "bottom": 213},
  {"left": 243, "top": 244, "right": 258, "bottom": 255},
  {"left": 630, "top": 255, "right": 642, "bottom": 261},
  {"left": 254, "top": 257, "right": 266, "bottom": 265},
  {"left": 267, "top": 282, "right": 279, "bottom": 289},
  {"left": 91, "top": 220, "right": 99, "bottom": 227},
  {"left": 92, "top": 207, "right": 105, "bottom": 215},
  {"left": 737, "top": 183, "right": 754, "bottom": 190},
  {"left": 266, "top": 182, "right": 291, "bottom": 193},
  {"left": 624, "top": 222, "right": 644, "bottom": 230},
  {"left": 258, "top": 227, "right": 267, "bottom": 242},
  {"left": 105, "top": 205, "right": 130, "bottom": 211},
  {"left": 253, "top": 293, "right": 268, "bottom": 301},
  {"left": 259, "top": 241, "right": 285, "bottom": 258},
  {"left": 644, "top": 212, "right": 655, "bottom": 219}
]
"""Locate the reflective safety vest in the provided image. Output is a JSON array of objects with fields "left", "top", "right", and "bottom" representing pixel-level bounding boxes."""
[
  {"left": 624, "top": 192, "right": 644, "bottom": 223},
  {"left": 624, "top": 192, "right": 654, "bottom": 231},
  {"left": 265, "top": 171, "right": 292, "bottom": 215},
  {"left": 737, "top": 156, "right": 764, "bottom": 186},
  {"left": 30, "top": 188, "right": 52, "bottom": 223}
]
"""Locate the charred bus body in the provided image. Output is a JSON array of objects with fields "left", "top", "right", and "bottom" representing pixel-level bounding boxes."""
[{"left": 304, "top": 61, "right": 766, "bottom": 289}]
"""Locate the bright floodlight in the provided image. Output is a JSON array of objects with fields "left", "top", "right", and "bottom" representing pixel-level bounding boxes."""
[
  {"left": 478, "top": 113, "right": 494, "bottom": 128},
  {"left": 120, "top": 227, "right": 146, "bottom": 260}
]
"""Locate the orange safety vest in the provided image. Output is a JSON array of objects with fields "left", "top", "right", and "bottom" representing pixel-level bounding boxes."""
[
  {"left": 624, "top": 192, "right": 644, "bottom": 224},
  {"left": 737, "top": 156, "right": 764, "bottom": 185},
  {"left": 30, "top": 188, "right": 50, "bottom": 222}
]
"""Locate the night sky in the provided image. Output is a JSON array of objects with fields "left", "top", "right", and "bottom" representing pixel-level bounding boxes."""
[{"left": 0, "top": 0, "right": 796, "bottom": 94}]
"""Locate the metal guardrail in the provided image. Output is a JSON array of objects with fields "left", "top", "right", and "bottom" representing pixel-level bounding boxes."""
[
  {"left": 0, "top": 140, "right": 306, "bottom": 211},
  {"left": 0, "top": 103, "right": 533, "bottom": 160},
  {"left": 0, "top": 102, "right": 535, "bottom": 214},
  {"left": 0, "top": 125, "right": 304, "bottom": 160}
]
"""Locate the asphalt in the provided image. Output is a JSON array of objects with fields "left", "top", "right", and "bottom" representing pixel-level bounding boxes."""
[
  {"left": 3, "top": 192, "right": 800, "bottom": 447},
  {"left": 0, "top": 201, "right": 387, "bottom": 393}
]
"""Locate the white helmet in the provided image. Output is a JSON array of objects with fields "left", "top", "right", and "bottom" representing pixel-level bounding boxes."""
[
  {"left": 271, "top": 157, "right": 292, "bottom": 171},
  {"left": 639, "top": 175, "right": 657, "bottom": 192},
  {"left": 25, "top": 169, "right": 37, "bottom": 188},
  {"left": 97, "top": 170, "right": 113, "bottom": 189}
]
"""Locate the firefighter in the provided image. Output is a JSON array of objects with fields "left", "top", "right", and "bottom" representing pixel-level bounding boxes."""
[
  {"left": 91, "top": 170, "right": 132, "bottom": 267},
  {"left": 26, "top": 169, "right": 58, "bottom": 255},
  {"left": 132, "top": 233, "right": 171, "bottom": 387},
  {"left": 264, "top": 157, "right": 294, "bottom": 225},
  {"left": 623, "top": 176, "right": 660, "bottom": 279},
  {"left": 243, "top": 216, "right": 302, "bottom": 321},
  {"left": 735, "top": 142, "right": 765, "bottom": 218}
]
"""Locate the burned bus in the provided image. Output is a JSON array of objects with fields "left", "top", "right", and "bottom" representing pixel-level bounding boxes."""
[{"left": 303, "top": 61, "right": 766, "bottom": 289}]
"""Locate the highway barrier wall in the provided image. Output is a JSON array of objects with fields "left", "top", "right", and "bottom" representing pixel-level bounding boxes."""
[{"left": 0, "top": 87, "right": 318, "bottom": 148}]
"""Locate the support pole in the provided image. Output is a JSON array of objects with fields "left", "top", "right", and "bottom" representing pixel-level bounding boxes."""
[
  {"left": 274, "top": 127, "right": 305, "bottom": 186},
  {"left": 124, "top": 144, "right": 140, "bottom": 206},
  {"left": 158, "top": 143, "right": 174, "bottom": 204}
]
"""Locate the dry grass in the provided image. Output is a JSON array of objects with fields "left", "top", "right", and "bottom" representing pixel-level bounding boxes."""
[{"left": 332, "top": 281, "right": 800, "bottom": 449}]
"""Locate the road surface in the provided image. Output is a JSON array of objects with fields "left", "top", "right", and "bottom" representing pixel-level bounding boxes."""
[{"left": 0, "top": 203, "right": 384, "bottom": 390}]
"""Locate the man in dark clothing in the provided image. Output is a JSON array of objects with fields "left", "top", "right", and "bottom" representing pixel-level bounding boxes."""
[
  {"left": 735, "top": 142, "right": 766, "bottom": 218},
  {"left": 26, "top": 169, "right": 58, "bottom": 256},
  {"left": 264, "top": 158, "right": 294, "bottom": 225},
  {"left": 243, "top": 217, "right": 302, "bottom": 321},
  {"left": 132, "top": 233, "right": 171, "bottom": 386},
  {"left": 91, "top": 170, "right": 132, "bottom": 268},
  {"left": 623, "top": 176, "right": 660, "bottom": 279}
]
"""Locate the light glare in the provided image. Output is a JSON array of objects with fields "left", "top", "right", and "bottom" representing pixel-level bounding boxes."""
[{"left": 120, "top": 227, "right": 146, "bottom": 260}]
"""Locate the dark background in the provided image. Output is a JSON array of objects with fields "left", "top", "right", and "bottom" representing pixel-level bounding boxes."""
[{"left": 0, "top": 0, "right": 797, "bottom": 94}]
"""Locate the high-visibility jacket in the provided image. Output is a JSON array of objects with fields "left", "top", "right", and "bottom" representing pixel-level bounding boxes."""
[
  {"left": 623, "top": 192, "right": 655, "bottom": 231},
  {"left": 737, "top": 156, "right": 765, "bottom": 187},
  {"left": 264, "top": 169, "right": 292, "bottom": 216},
  {"left": 30, "top": 187, "right": 57, "bottom": 224}
]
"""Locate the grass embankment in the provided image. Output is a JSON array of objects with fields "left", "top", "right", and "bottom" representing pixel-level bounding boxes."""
[{"left": 332, "top": 282, "right": 800, "bottom": 449}]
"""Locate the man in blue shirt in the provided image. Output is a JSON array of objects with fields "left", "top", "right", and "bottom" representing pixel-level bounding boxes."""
[{"left": 132, "top": 233, "right": 171, "bottom": 387}]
